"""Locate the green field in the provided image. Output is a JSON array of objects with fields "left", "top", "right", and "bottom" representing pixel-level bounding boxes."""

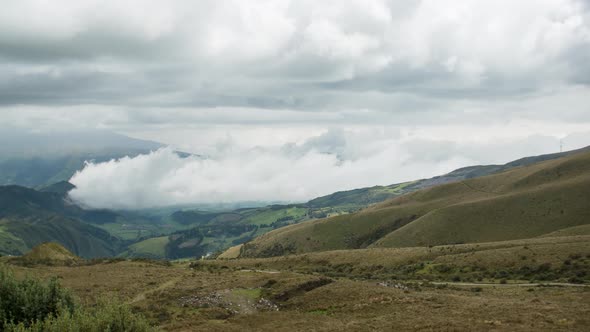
[
  {"left": 125, "top": 236, "right": 170, "bottom": 258},
  {"left": 240, "top": 207, "right": 308, "bottom": 226}
]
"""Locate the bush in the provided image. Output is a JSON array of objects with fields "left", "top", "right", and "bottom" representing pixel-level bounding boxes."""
[
  {"left": 0, "top": 265, "right": 75, "bottom": 329},
  {"left": 0, "top": 265, "right": 155, "bottom": 331},
  {"left": 5, "top": 299, "right": 155, "bottom": 332},
  {"left": 433, "top": 264, "right": 453, "bottom": 274}
]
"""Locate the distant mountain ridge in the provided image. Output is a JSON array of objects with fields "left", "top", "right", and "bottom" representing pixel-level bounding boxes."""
[
  {"left": 1, "top": 145, "right": 589, "bottom": 260},
  {"left": 240, "top": 146, "right": 590, "bottom": 257},
  {"left": 39, "top": 181, "right": 76, "bottom": 195},
  {"left": 0, "top": 185, "right": 122, "bottom": 257},
  {"left": 306, "top": 145, "right": 590, "bottom": 209},
  {"left": 0, "top": 129, "right": 163, "bottom": 188}
]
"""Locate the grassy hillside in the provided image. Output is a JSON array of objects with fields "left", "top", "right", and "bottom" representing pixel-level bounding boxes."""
[
  {"left": 214, "top": 235, "right": 590, "bottom": 283},
  {"left": 305, "top": 145, "right": 590, "bottom": 210},
  {"left": 3, "top": 146, "right": 589, "bottom": 261},
  {"left": 0, "top": 215, "right": 120, "bottom": 258},
  {"left": 5, "top": 235, "right": 589, "bottom": 331},
  {"left": 124, "top": 236, "right": 170, "bottom": 259},
  {"left": 169, "top": 147, "right": 590, "bottom": 260},
  {"left": 11, "top": 242, "right": 81, "bottom": 266},
  {"left": 539, "top": 225, "right": 590, "bottom": 237},
  {"left": 0, "top": 185, "right": 122, "bottom": 257},
  {"left": 106, "top": 145, "right": 590, "bottom": 260},
  {"left": 240, "top": 149, "right": 590, "bottom": 257},
  {"left": 373, "top": 151, "right": 590, "bottom": 248},
  {"left": 126, "top": 206, "right": 313, "bottom": 259},
  {"left": 307, "top": 182, "right": 414, "bottom": 209}
]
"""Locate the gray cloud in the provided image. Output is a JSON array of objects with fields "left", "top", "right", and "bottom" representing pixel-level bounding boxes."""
[
  {"left": 2, "top": 0, "right": 590, "bottom": 209},
  {"left": 0, "top": 0, "right": 588, "bottom": 113}
]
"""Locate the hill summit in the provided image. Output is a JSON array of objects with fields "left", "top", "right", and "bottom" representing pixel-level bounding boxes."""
[
  {"left": 20, "top": 242, "right": 80, "bottom": 265},
  {"left": 39, "top": 181, "right": 76, "bottom": 195}
]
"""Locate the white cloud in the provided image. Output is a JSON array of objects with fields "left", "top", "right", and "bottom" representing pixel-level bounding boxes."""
[
  {"left": 66, "top": 145, "right": 461, "bottom": 209},
  {"left": 67, "top": 128, "right": 590, "bottom": 209}
]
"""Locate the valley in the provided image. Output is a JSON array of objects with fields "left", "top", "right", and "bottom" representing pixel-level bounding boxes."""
[
  {"left": 1, "top": 144, "right": 589, "bottom": 331},
  {"left": 2, "top": 146, "right": 589, "bottom": 261}
]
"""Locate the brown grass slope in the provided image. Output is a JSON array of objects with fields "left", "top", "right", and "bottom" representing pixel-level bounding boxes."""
[
  {"left": 15, "top": 242, "right": 81, "bottom": 265},
  {"left": 10, "top": 257, "right": 590, "bottom": 331},
  {"left": 539, "top": 224, "right": 590, "bottom": 238},
  {"left": 241, "top": 150, "right": 590, "bottom": 257},
  {"left": 216, "top": 235, "right": 590, "bottom": 283}
]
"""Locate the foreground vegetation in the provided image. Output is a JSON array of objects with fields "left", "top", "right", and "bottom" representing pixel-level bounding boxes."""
[
  {"left": 0, "top": 265, "right": 154, "bottom": 331},
  {"left": 214, "top": 236, "right": 590, "bottom": 284},
  {"left": 1, "top": 236, "right": 588, "bottom": 331}
]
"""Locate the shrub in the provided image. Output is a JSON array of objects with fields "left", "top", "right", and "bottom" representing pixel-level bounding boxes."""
[
  {"left": 0, "top": 265, "right": 75, "bottom": 329},
  {"left": 0, "top": 265, "right": 155, "bottom": 331},
  {"left": 5, "top": 298, "right": 156, "bottom": 332},
  {"left": 434, "top": 264, "right": 453, "bottom": 274},
  {"left": 536, "top": 263, "right": 552, "bottom": 273}
]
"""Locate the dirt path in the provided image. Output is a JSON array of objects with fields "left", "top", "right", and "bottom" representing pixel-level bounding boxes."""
[
  {"left": 431, "top": 281, "right": 589, "bottom": 288},
  {"left": 239, "top": 269, "right": 281, "bottom": 274},
  {"left": 130, "top": 276, "right": 183, "bottom": 304}
]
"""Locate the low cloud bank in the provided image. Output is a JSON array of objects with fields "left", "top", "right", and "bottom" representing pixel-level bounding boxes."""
[{"left": 68, "top": 129, "right": 590, "bottom": 209}]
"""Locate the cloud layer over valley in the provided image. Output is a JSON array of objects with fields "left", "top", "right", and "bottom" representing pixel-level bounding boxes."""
[{"left": 68, "top": 129, "right": 590, "bottom": 209}]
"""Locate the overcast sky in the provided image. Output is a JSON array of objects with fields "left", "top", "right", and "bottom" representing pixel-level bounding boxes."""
[{"left": 2, "top": 0, "right": 590, "bottom": 208}]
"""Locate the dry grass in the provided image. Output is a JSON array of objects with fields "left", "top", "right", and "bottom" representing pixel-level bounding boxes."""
[
  {"left": 5, "top": 258, "right": 590, "bottom": 331},
  {"left": 217, "top": 244, "right": 242, "bottom": 259},
  {"left": 215, "top": 236, "right": 590, "bottom": 281}
]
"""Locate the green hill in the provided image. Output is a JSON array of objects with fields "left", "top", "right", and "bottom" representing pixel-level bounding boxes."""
[
  {"left": 0, "top": 185, "right": 122, "bottom": 258},
  {"left": 165, "top": 147, "right": 590, "bottom": 260},
  {"left": 240, "top": 149, "right": 590, "bottom": 257},
  {"left": 305, "top": 145, "right": 590, "bottom": 209},
  {"left": 0, "top": 215, "right": 119, "bottom": 258},
  {"left": 0, "top": 185, "right": 79, "bottom": 217},
  {"left": 123, "top": 236, "right": 170, "bottom": 259},
  {"left": 39, "top": 181, "right": 76, "bottom": 195}
]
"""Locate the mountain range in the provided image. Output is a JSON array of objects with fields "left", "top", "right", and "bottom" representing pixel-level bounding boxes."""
[
  {"left": 1, "top": 143, "right": 588, "bottom": 260},
  {"left": 239, "top": 147, "right": 590, "bottom": 257},
  {"left": 0, "top": 129, "right": 162, "bottom": 188}
]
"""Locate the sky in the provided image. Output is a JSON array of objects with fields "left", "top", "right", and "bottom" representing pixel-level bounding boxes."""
[{"left": 2, "top": 0, "right": 590, "bottom": 208}]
